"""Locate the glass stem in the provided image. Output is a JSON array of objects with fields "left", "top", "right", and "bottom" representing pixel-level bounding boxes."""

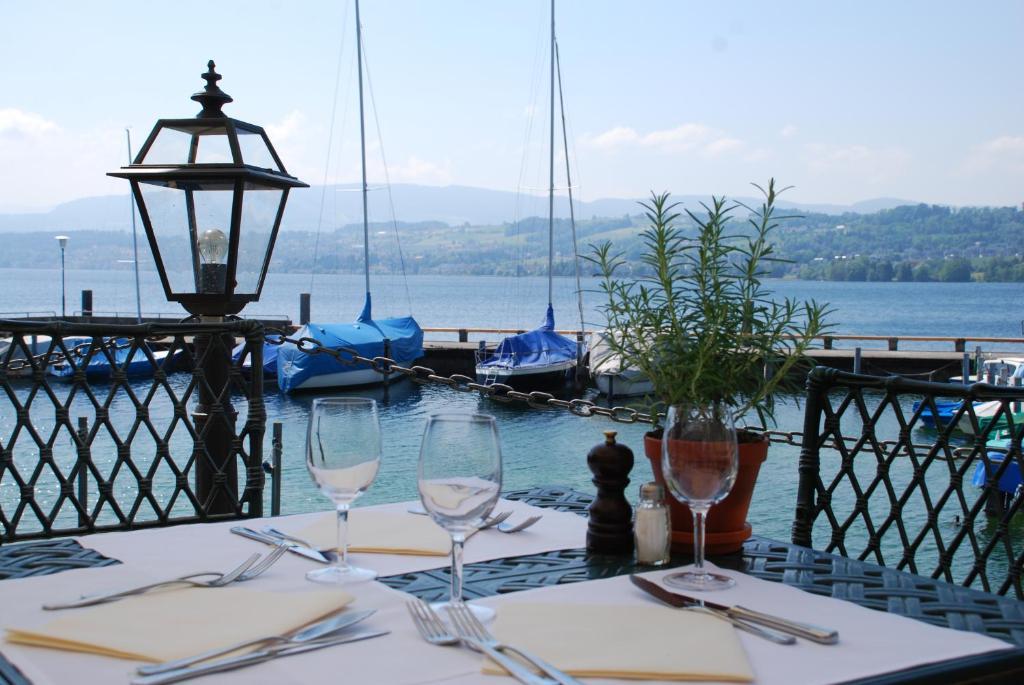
[
  {"left": 691, "top": 505, "right": 709, "bottom": 574},
  {"left": 336, "top": 503, "right": 351, "bottom": 571},
  {"left": 450, "top": 531, "right": 466, "bottom": 605}
]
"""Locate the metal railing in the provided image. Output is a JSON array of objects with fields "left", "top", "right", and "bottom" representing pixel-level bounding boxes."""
[
  {"left": 794, "top": 368, "right": 1024, "bottom": 598},
  {"left": 0, "top": 319, "right": 268, "bottom": 543}
]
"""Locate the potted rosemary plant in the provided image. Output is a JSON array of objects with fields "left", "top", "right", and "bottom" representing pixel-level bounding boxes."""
[{"left": 590, "top": 180, "right": 831, "bottom": 555}]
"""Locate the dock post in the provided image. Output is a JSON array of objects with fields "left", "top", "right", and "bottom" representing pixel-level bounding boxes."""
[
  {"left": 823, "top": 336, "right": 833, "bottom": 350},
  {"left": 575, "top": 332, "right": 586, "bottom": 386},
  {"left": 1014, "top": 377, "right": 1022, "bottom": 414},
  {"left": 975, "top": 346, "right": 983, "bottom": 383},
  {"left": 888, "top": 337, "right": 898, "bottom": 351},
  {"left": 81, "top": 290, "right": 93, "bottom": 321},
  {"left": 458, "top": 329, "right": 468, "bottom": 343},
  {"left": 271, "top": 422, "right": 282, "bottom": 517},
  {"left": 382, "top": 338, "right": 392, "bottom": 403},
  {"left": 299, "top": 293, "right": 311, "bottom": 325},
  {"left": 76, "top": 416, "right": 89, "bottom": 528},
  {"left": 962, "top": 353, "right": 970, "bottom": 385},
  {"left": 954, "top": 338, "right": 965, "bottom": 352},
  {"left": 854, "top": 347, "right": 862, "bottom": 374}
]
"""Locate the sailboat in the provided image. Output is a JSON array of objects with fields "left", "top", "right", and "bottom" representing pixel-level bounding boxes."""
[
  {"left": 475, "top": 0, "right": 583, "bottom": 390},
  {"left": 277, "top": 0, "right": 423, "bottom": 393}
]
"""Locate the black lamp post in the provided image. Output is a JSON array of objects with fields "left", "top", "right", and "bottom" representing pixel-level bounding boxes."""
[{"left": 109, "top": 61, "right": 307, "bottom": 513}]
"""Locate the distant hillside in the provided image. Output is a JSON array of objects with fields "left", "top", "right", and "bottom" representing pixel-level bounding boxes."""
[
  {"left": 0, "top": 183, "right": 917, "bottom": 234},
  {"left": 4, "top": 202, "right": 1024, "bottom": 282}
]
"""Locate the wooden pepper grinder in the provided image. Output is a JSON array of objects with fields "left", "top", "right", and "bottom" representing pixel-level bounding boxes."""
[{"left": 587, "top": 430, "right": 635, "bottom": 555}]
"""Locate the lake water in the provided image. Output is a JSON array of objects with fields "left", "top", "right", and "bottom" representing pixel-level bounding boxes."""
[{"left": 2, "top": 268, "right": 1022, "bottom": 584}]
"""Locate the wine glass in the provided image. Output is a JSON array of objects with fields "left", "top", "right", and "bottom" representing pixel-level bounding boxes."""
[
  {"left": 661, "top": 401, "right": 739, "bottom": 591},
  {"left": 305, "top": 397, "right": 381, "bottom": 584},
  {"left": 418, "top": 412, "right": 502, "bottom": 621}
]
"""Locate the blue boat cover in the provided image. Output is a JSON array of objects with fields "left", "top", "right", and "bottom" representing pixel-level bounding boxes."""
[
  {"left": 48, "top": 339, "right": 179, "bottom": 379},
  {"left": 231, "top": 340, "right": 280, "bottom": 376},
  {"left": 277, "top": 293, "right": 423, "bottom": 393},
  {"left": 478, "top": 304, "right": 578, "bottom": 370},
  {"left": 972, "top": 445, "right": 1023, "bottom": 494}
]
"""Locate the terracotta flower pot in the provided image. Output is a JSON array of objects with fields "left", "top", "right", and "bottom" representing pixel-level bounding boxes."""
[{"left": 644, "top": 430, "right": 768, "bottom": 554}]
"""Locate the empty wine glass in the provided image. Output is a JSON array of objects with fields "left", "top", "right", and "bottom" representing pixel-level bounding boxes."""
[
  {"left": 418, "top": 412, "right": 502, "bottom": 621},
  {"left": 661, "top": 401, "right": 739, "bottom": 591},
  {"left": 305, "top": 397, "right": 381, "bottom": 584}
]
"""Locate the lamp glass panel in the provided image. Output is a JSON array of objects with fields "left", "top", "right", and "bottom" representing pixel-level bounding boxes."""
[
  {"left": 140, "top": 127, "right": 193, "bottom": 165},
  {"left": 235, "top": 187, "right": 285, "bottom": 295},
  {"left": 236, "top": 130, "right": 281, "bottom": 171},
  {"left": 193, "top": 132, "right": 233, "bottom": 164},
  {"left": 137, "top": 184, "right": 195, "bottom": 294}
]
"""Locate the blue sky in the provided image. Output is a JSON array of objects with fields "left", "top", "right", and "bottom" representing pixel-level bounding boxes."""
[{"left": 1, "top": 0, "right": 1022, "bottom": 213}]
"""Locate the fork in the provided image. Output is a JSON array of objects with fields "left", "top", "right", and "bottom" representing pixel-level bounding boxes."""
[
  {"left": 408, "top": 507, "right": 513, "bottom": 529},
  {"left": 447, "top": 602, "right": 582, "bottom": 685},
  {"left": 496, "top": 515, "right": 542, "bottom": 534},
  {"left": 43, "top": 545, "right": 287, "bottom": 610},
  {"left": 405, "top": 600, "right": 553, "bottom": 685}
]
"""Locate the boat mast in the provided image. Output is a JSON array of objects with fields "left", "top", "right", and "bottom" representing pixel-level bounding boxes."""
[
  {"left": 547, "top": 0, "right": 555, "bottom": 308},
  {"left": 126, "top": 128, "right": 142, "bottom": 323},
  {"left": 356, "top": 0, "right": 371, "bottom": 301},
  {"left": 555, "top": 41, "right": 584, "bottom": 334}
]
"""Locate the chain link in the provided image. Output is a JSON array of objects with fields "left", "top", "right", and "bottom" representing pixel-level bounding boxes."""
[{"left": 2, "top": 336, "right": 149, "bottom": 373}]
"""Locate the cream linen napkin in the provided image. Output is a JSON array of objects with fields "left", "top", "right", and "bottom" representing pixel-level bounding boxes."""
[
  {"left": 483, "top": 603, "right": 754, "bottom": 682},
  {"left": 298, "top": 509, "right": 458, "bottom": 556},
  {"left": 4, "top": 586, "right": 353, "bottom": 662}
]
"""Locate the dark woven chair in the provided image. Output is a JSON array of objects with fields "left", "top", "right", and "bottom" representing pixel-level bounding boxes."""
[
  {"left": 793, "top": 366, "right": 1024, "bottom": 598},
  {"left": 0, "top": 320, "right": 270, "bottom": 545}
]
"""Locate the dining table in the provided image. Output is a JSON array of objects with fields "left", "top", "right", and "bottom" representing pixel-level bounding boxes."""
[{"left": 2, "top": 486, "right": 1023, "bottom": 685}]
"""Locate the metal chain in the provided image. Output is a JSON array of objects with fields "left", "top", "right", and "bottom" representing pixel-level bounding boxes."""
[{"left": 2, "top": 337, "right": 150, "bottom": 373}]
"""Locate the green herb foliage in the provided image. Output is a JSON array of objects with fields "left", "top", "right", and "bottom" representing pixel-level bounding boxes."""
[{"left": 589, "top": 180, "right": 832, "bottom": 427}]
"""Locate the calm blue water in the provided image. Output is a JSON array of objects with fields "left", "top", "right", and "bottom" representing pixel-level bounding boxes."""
[
  {"left": 2, "top": 269, "right": 1022, "bottom": 584},
  {"left": 4, "top": 267, "right": 1024, "bottom": 348}
]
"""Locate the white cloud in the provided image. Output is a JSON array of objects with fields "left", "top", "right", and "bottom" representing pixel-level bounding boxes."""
[
  {"left": 586, "top": 126, "right": 639, "bottom": 148},
  {"left": 964, "top": 135, "right": 1024, "bottom": 175},
  {"left": 265, "top": 110, "right": 305, "bottom": 144},
  {"left": 379, "top": 156, "right": 453, "bottom": 185},
  {"left": 703, "top": 137, "right": 743, "bottom": 157},
  {"left": 0, "top": 108, "right": 60, "bottom": 139},
  {"left": 582, "top": 122, "right": 745, "bottom": 158},
  {"left": 779, "top": 124, "right": 798, "bottom": 138},
  {"left": 801, "top": 143, "right": 910, "bottom": 185}
]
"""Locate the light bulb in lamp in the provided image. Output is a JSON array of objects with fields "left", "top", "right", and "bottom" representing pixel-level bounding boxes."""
[{"left": 198, "top": 228, "right": 228, "bottom": 264}]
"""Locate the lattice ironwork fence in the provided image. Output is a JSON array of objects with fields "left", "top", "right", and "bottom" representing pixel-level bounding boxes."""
[
  {"left": 0, "top": 319, "right": 269, "bottom": 543},
  {"left": 794, "top": 367, "right": 1024, "bottom": 598}
]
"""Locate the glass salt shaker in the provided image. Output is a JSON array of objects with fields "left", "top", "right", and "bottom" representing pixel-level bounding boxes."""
[{"left": 634, "top": 481, "right": 671, "bottom": 566}]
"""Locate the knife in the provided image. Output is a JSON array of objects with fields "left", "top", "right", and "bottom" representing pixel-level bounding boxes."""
[
  {"left": 629, "top": 575, "right": 838, "bottom": 645},
  {"left": 131, "top": 629, "right": 389, "bottom": 685},
  {"left": 230, "top": 526, "right": 331, "bottom": 564}
]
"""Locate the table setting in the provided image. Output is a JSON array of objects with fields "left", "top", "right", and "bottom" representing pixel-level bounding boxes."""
[{"left": 0, "top": 401, "right": 1017, "bottom": 684}]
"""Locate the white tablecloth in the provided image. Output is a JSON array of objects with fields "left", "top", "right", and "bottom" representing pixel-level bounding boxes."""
[
  {"left": 0, "top": 501, "right": 1015, "bottom": 684},
  {"left": 74, "top": 498, "right": 588, "bottom": 578}
]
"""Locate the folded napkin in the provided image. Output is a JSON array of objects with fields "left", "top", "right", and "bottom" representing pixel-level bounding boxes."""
[
  {"left": 5, "top": 586, "right": 353, "bottom": 662},
  {"left": 298, "top": 509, "right": 457, "bottom": 556},
  {"left": 484, "top": 603, "right": 754, "bottom": 682}
]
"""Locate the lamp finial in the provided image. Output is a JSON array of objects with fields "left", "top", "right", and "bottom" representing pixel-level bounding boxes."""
[{"left": 191, "top": 60, "right": 233, "bottom": 118}]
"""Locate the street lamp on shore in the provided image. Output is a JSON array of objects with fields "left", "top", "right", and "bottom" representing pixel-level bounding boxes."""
[
  {"left": 108, "top": 61, "right": 307, "bottom": 513},
  {"left": 55, "top": 235, "right": 69, "bottom": 318}
]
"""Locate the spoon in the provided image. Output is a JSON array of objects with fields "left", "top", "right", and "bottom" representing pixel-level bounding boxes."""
[{"left": 496, "top": 515, "right": 542, "bottom": 534}]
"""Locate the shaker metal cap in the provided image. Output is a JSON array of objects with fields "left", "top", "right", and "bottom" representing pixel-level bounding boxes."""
[{"left": 640, "top": 481, "right": 664, "bottom": 500}]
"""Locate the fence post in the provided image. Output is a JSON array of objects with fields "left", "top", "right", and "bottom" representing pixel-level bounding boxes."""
[
  {"left": 77, "top": 416, "right": 89, "bottom": 528},
  {"left": 854, "top": 347, "right": 862, "bottom": 374},
  {"left": 271, "top": 422, "right": 282, "bottom": 517},
  {"left": 962, "top": 353, "right": 970, "bottom": 385},
  {"left": 81, "top": 290, "right": 93, "bottom": 321},
  {"left": 299, "top": 293, "right": 311, "bottom": 325}
]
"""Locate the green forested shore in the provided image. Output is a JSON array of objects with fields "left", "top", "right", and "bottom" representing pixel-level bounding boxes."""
[{"left": 3, "top": 203, "right": 1023, "bottom": 282}]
